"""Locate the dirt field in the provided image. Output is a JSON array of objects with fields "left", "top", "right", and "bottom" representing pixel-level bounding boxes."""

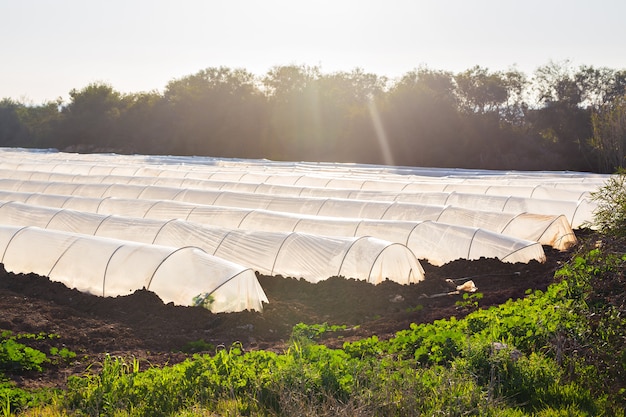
[{"left": 0, "top": 243, "right": 574, "bottom": 390}]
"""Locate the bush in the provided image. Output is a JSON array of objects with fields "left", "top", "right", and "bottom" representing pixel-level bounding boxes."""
[{"left": 588, "top": 170, "right": 626, "bottom": 238}]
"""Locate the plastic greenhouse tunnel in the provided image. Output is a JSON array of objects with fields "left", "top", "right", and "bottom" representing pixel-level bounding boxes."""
[
  {"left": 0, "top": 196, "right": 548, "bottom": 266},
  {"left": 0, "top": 179, "right": 577, "bottom": 250},
  {"left": 0, "top": 200, "right": 424, "bottom": 284},
  {"left": 0, "top": 225, "right": 268, "bottom": 313},
  {"left": 0, "top": 147, "right": 610, "bottom": 310}
]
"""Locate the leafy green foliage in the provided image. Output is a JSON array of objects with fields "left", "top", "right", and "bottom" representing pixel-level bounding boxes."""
[
  {"left": 1, "top": 382, "right": 29, "bottom": 417},
  {"left": 1, "top": 381, "right": 58, "bottom": 417},
  {"left": 556, "top": 239, "right": 626, "bottom": 405},
  {"left": 58, "top": 264, "right": 623, "bottom": 416},
  {"left": 0, "top": 331, "right": 69, "bottom": 414},
  {"left": 290, "top": 322, "right": 348, "bottom": 343},
  {"left": 590, "top": 95, "right": 626, "bottom": 173},
  {"left": 179, "top": 339, "right": 215, "bottom": 354},
  {"left": 455, "top": 291, "right": 484, "bottom": 310},
  {"left": 0, "top": 331, "right": 48, "bottom": 373},
  {"left": 588, "top": 170, "right": 626, "bottom": 237},
  {"left": 0, "top": 331, "right": 76, "bottom": 375},
  {"left": 191, "top": 292, "right": 215, "bottom": 310},
  {"left": 48, "top": 346, "right": 76, "bottom": 363}
]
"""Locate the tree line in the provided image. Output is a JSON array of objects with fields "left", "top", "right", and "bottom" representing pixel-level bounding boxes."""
[{"left": 2, "top": 61, "right": 626, "bottom": 173}]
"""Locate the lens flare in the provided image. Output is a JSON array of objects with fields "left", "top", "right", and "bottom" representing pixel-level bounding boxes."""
[{"left": 367, "top": 97, "right": 394, "bottom": 166}]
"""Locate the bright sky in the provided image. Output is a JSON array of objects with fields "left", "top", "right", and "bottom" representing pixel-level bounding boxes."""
[{"left": 2, "top": 0, "right": 625, "bottom": 105}]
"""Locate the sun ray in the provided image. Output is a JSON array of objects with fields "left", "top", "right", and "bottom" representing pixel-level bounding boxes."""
[{"left": 367, "top": 96, "right": 395, "bottom": 166}]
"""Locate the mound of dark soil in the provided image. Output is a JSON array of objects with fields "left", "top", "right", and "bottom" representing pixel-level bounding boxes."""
[{"left": 0, "top": 245, "right": 572, "bottom": 390}]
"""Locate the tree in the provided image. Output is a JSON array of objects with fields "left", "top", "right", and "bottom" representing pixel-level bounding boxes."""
[
  {"left": 589, "top": 95, "right": 626, "bottom": 173},
  {"left": 571, "top": 66, "right": 626, "bottom": 111},
  {"left": 533, "top": 60, "right": 583, "bottom": 108},
  {"left": 313, "top": 69, "right": 389, "bottom": 162},
  {"left": 384, "top": 67, "right": 461, "bottom": 167},
  {"left": 529, "top": 61, "right": 594, "bottom": 170},
  {"left": 455, "top": 66, "right": 509, "bottom": 115},
  {"left": 451, "top": 66, "right": 533, "bottom": 168},
  {"left": 116, "top": 91, "right": 168, "bottom": 154},
  {"left": 499, "top": 68, "right": 529, "bottom": 127},
  {"left": 163, "top": 67, "right": 267, "bottom": 157},
  {"left": 261, "top": 65, "right": 321, "bottom": 160},
  {"left": 59, "top": 83, "right": 125, "bottom": 151},
  {"left": 0, "top": 98, "right": 62, "bottom": 149},
  {"left": 0, "top": 98, "right": 30, "bottom": 147},
  {"left": 17, "top": 100, "right": 63, "bottom": 149},
  {"left": 260, "top": 66, "right": 391, "bottom": 162}
]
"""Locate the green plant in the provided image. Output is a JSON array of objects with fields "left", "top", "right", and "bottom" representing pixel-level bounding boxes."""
[
  {"left": 455, "top": 291, "right": 484, "bottom": 310},
  {"left": 57, "top": 276, "right": 623, "bottom": 417},
  {"left": 192, "top": 292, "right": 215, "bottom": 310},
  {"left": 0, "top": 333, "right": 48, "bottom": 373},
  {"left": 179, "top": 339, "right": 215, "bottom": 354},
  {"left": 0, "top": 380, "right": 56, "bottom": 416},
  {"left": 1, "top": 391, "right": 9, "bottom": 417},
  {"left": 290, "top": 322, "right": 347, "bottom": 343},
  {"left": 49, "top": 347, "right": 77, "bottom": 365},
  {"left": 587, "top": 169, "right": 626, "bottom": 237}
]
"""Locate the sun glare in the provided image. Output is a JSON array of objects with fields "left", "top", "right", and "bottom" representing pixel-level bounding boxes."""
[{"left": 367, "top": 97, "right": 395, "bottom": 166}]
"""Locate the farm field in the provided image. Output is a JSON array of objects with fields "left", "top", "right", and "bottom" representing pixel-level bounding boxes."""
[
  {"left": 0, "top": 148, "right": 604, "bottom": 393},
  {"left": 0, "top": 243, "right": 573, "bottom": 391}
]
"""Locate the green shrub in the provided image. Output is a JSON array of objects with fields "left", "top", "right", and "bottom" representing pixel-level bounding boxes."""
[{"left": 588, "top": 170, "right": 626, "bottom": 238}]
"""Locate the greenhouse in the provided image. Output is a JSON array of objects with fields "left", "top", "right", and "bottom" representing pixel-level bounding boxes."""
[
  {"left": 0, "top": 225, "right": 267, "bottom": 313},
  {"left": 0, "top": 200, "right": 424, "bottom": 284},
  {"left": 0, "top": 168, "right": 598, "bottom": 228},
  {"left": 0, "top": 191, "right": 551, "bottom": 265},
  {"left": 0, "top": 147, "right": 610, "bottom": 309},
  {"left": 0, "top": 179, "right": 578, "bottom": 249},
  {"left": 0, "top": 148, "right": 610, "bottom": 189}
]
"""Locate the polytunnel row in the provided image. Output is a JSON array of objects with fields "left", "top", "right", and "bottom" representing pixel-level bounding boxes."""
[
  {"left": 0, "top": 149, "right": 604, "bottom": 229},
  {"left": 0, "top": 168, "right": 598, "bottom": 228},
  {"left": 0, "top": 194, "right": 546, "bottom": 266},
  {"left": 0, "top": 165, "right": 601, "bottom": 200},
  {"left": 0, "top": 157, "right": 605, "bottom": 201},
  {"left": 0, "top": 148, "right": 609, "bottom": 192},
  {"left": 0, "top": 179, "right": 575, "bottom": 250},
  {"left": 0, "top": 148, "right": 609, "bottom": 186},
  {"left": 0, "top": 200, "right": 424, "bottom": 284},
  {"left": 0, "top": 148, "right": 604, "bottom": 312},
  {"left": 0, "top": 224, "right": 268, "bottom": 312}
]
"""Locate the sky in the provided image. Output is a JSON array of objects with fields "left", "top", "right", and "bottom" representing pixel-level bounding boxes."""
[{"left": 1, "top": 0, "right": 625, "bottom": 105}]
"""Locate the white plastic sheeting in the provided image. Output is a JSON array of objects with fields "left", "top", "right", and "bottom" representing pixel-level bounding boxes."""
[
  {"left": 0, "top": 147, "right": 608, "bottom": 300},
  {"left": 0, "top": 179, "right": 576, "bottom": 250},
  {"left": 0, "top": 201, "right": 424, "bottom": 283},
  {"left": 0, "top": 191, "right": 548, "bottom": 265},
  {"left": 0, "top": 168, "right": 595, "bottom": 228},
  {"left": 0, "top": 225, "right": 267, "bottom": 312},
  {"left": 0, "top": 149, "right": 608, "bottom": 186},
  {"left": 0, "top": 149, "right": 607, "bottom": 190}
]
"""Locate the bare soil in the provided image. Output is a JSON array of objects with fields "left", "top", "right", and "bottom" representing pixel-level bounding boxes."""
[{"left": 0, "top": 245, "right": 574, "bottom": 391}]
